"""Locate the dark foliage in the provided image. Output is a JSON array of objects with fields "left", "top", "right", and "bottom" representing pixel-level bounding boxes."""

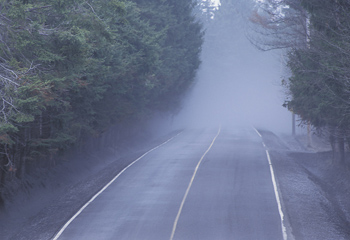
[{"left": 0, "top": 0, "right": 203, "bottom": 207}]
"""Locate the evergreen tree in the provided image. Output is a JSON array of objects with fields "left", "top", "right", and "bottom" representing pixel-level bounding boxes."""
[{"left": 0, "top": 0, "right": 203, "bottom": 207}]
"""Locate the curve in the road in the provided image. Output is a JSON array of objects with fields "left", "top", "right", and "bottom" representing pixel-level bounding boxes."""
[
  {"left": 254, "top": 128, "right": 287, "bottom": 240},
  {"left": 170, "top": 127, "right": 221, "bottom": 240},
  {"left": 52, "top": 132, "right": 182, "bottom": 240}
]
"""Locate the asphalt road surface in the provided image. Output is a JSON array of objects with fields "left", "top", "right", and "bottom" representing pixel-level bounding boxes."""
[{"left": 54, "top": 127, "right": 284, "bottom": 240}]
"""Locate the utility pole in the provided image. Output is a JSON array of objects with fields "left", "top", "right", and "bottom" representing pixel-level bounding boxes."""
[{"left": 292, "top": 113, "right": 296, "bottom": 136}]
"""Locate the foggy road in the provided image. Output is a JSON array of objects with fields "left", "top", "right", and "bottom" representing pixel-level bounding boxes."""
[{"left": 53, "top": 127, "right": 284, "bottom": 240}]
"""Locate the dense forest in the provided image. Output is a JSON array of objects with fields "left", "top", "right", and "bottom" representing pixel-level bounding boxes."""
[
  {"left": 252, "top": 0, "right": 350, "bottom": 163},
  {"left": 0, "top": 0, "right": 203, "bottom": 207}
]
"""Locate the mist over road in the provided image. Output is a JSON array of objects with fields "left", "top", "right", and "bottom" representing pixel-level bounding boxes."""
[{"left": 54, "top": 127, "right": 284, "bottom": 240}]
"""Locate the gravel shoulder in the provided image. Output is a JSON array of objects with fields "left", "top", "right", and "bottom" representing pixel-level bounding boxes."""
[{"left": 260, "top": 130, "right": 350, "bottom": 240}]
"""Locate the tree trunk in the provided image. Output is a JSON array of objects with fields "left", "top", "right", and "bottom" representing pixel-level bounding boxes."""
[
  {"left": 16, "top": 151, "right": 26, "bottom": 180},
  {"left": 338, "top": 135, "right": 345, "bottom": 164},
  {"left": 329, "top": 127, "right": 336, "bottom": 162},
  {"left": 0, "top": 157, "right": 7, "bottom": 210},
  {"left": 307, "top": 122, "right": 312, "bottom": 147}
]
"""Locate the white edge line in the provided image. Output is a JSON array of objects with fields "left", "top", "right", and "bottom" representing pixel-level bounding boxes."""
[
  {"left": 52, "top": 132, "right": 182, "bottom": 240},
  {"left": 169, "top": 127, "right": 221, "bottom": 240},
  {"left": 266, "top": 150, "right": 288, "bottom": 240},
  {"left": 253, "top": 127, "right": 287, "bottom": 240},
  {"left": 253, "top": 127, "right": 262, "bottom": 138}
]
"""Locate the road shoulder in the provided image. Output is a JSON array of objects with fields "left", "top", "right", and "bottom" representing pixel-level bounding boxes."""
[{"left": 260, "top": 131, "right": 350, "bottom": 240}]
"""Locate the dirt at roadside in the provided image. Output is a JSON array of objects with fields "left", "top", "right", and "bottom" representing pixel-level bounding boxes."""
[
  {"left": 260, "top": 130, "right": 350, "bottom": 240},
  {"left": 0, "top": 130, "right": 181, "bottom": 240}
]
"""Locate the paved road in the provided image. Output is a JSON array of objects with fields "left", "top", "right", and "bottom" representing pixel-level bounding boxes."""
[{"left": 54, "top": 127, "right": 284, "bottom": 240}]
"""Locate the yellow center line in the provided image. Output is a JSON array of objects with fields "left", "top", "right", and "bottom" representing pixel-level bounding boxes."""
[{"left": 170, "top": 127, "right": 221, "bottom": 240}]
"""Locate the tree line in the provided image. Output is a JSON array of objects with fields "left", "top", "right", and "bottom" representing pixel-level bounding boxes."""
[
  {"left": 252, "top": 0, "right": 350, "bottom": 163},
  {"left": 0, "top": 0, "right": 203, "bottom": 206}
]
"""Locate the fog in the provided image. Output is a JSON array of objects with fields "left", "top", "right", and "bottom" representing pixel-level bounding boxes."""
[
  {"left": 172, "top": 2, "right": 292, "bottom": 134},
  {"left": 174, "top": 45, "right": 291, "bottom": 133}
]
